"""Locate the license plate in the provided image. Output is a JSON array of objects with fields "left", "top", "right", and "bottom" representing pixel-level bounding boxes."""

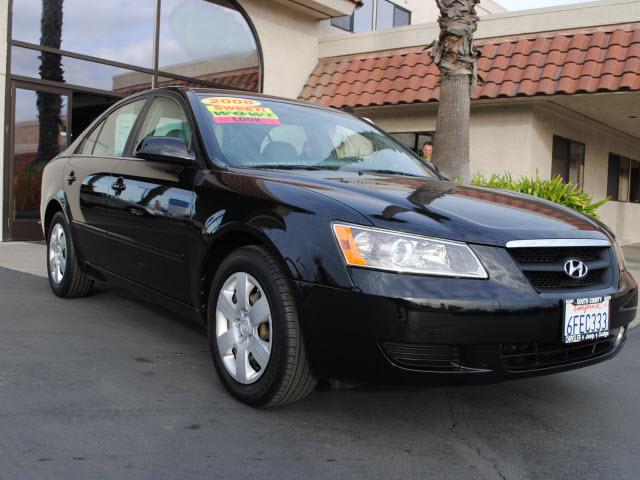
[{"left": 563, "top": 296, "right": 610, "bottom": 344}]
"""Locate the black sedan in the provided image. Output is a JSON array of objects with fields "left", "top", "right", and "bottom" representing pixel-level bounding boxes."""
[{"left": 40, "top": 87, "right": 637, "bottom": 406}]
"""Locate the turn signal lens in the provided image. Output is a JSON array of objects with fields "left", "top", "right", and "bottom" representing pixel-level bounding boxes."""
[
  {"left": 332, "top": 223, "right": 488, "bottom": 278},
  {"left": 333, "top": 224, "right": 368, "bottom": 266}
]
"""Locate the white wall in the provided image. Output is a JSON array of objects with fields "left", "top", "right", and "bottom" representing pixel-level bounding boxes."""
[
  {"left": 320, "top": 0, "right": 507, "bottom": 35},
  {"left": 0, "top": 0, "right": 8, "bottom": 241},
  {"left": 238, "top": 0, "right": 322, "bottom": 99},
  {"left": 319, "top": 0, "right": 640, "bottom": 58},
  {"left": 532, "top": 103, "right": 640, "bottom": 244},
  {"left": 357, "top": 102, "right": 540, "bottom": 179}
]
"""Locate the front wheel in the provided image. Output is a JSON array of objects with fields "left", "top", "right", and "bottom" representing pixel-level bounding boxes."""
[{"left": 207, "top": 246, "right": 317, "bottom": 407}]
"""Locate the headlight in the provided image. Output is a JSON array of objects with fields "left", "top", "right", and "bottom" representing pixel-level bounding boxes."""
[
  {"left": 613, "top": 240, "right": 626, "bottom": 272},
  {"left": 332, "top": 223, "right": 488, "bottom": 278}
]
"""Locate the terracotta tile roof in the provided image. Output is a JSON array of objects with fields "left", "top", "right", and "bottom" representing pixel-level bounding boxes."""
[{"left": 300, "top": 23, "right": 640, "bottom": 108}]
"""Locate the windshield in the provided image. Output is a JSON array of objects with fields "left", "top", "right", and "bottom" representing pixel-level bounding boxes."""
[{"left": 196, "top": 94, "right": 436, "bottom": 178}]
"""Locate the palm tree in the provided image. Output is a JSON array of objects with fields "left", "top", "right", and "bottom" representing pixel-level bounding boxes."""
[
  {"left": 430, "top": 0, "right": 481, "bottom": 182},
  {"left": 36, "top": 0, "right": 64, "bottom": 166}
]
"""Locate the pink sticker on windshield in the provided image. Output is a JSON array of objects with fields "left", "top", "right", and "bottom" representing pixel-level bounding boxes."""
[{"left": 202, "top": 97, "right": 282, "bottom": 126}]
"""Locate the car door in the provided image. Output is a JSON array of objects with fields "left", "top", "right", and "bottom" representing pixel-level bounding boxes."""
[
  {"left": 65, "top": 98, "right": 148, "bottom": 269},
  {"left": 105, "top": 93, "right": 198, "bottom": 302}
]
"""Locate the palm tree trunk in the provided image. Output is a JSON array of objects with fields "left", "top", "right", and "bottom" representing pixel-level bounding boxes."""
[
  {"left": 36, "top": 0, "right": 64, "bottom": 166},
  {"left": 431, "top": 0, "right": 480, "bottom": 182}
]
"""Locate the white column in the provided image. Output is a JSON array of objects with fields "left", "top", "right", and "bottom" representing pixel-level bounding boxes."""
[{"left": 0, "top": 0, "right": 8, "bottom": 241}]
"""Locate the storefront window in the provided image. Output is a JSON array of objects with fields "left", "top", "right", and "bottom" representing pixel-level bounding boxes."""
[
  {"left": 13, "top": 88, "right": 68, "bottom": 220},
  {"left": 11, "top": 46, "right": 153, "bottom": 94},
  {"left": 332, "top": 0, "right": 410, "bottom": 33},
  {"left": 7, "top": 0, "right": 262, "bottom": 240},
  {"left": 376, "top": 0, "right": 411, "bottom": 31},
  {"left": 331, "top": 0, "right": 373, "bottom": 33},
  {"left": 11, "top": 0, "right": 262, "bottom": 91},
  {"left": 159, "top": 0, "right": 261, "bottom": 91},
  {"left": 391, "top": 132, "right": 434, "bottom": 156},
  {"left": 552, "top": 136, "right": 585, "bottom": 189},
  {"left": 608, "top": 154, "right": 631, "bottom": 202},
  {"left": 12, "top": 0, "right": 156, "bottom": 67},
  {"left": 631, "top": 160, "right": 640, "bottom": 203}
]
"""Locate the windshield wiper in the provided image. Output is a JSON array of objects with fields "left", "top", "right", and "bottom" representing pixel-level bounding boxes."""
[
  {"left": 254, "top": 165, "right": 330, "bottom": 171},
  {"left": 349, "top": 168, "right": 426, "bottom": 178}
]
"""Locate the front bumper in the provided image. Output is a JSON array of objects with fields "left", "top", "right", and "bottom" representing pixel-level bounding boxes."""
[{"left": 296, "top": 246, "right": 637, "bottom": 385}]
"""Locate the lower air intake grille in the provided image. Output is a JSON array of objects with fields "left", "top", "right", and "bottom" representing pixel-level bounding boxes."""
[
  {"left": 501, "top": 329, "right": 619, "bottom": 372},
  {"left": 381, "top": 341, "right": 462, "bottom": 372}
]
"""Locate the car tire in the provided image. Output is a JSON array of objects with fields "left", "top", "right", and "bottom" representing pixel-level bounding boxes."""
[
  {"left": 207, "top": 245, "right": 317, "bottom": 407},
  {"left": 46, "top": 212, "right": 93, "bottom": 298}
]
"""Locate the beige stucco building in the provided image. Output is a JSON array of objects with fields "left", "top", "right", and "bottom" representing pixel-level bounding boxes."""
[{"left": 0, "top": 0, "right": 639, "bottom": 244}]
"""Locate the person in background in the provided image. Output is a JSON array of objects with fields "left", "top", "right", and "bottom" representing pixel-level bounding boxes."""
[
  {"left": 421, "top": 141, "right": 440, "bottom": 174},
  {"left": 422, "top": 141, "right": 433, "bottom": 162}
]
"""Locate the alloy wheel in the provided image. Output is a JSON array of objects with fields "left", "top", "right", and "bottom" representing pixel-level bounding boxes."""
[{"left": 48, "top": 224, "right": 67, "bottom": 285}]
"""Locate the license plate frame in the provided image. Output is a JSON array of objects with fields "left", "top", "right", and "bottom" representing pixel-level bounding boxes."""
[{"left": 563, "top": 296, "right": 610, "bottom": 344}]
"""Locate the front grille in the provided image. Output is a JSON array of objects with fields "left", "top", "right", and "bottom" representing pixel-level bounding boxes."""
[
  {"left": 508, "top": 245, "right": 613, "bottom": 292},
  {"left": 510, "top": 247, "right": 603, "bottom": 264},
  {"left": 501, "top": 329, "right": 619, "bottom": 372},
  {"left": 524, "top": 269, "right": 604, "bottom": 289},
  {"left": 381, "top": 341, "right": 462, "bottom": 372}
]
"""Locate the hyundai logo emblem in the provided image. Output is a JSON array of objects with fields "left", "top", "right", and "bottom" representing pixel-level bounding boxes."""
[{"left": 564, "top": 259, "right": 589, "bottom": 279}]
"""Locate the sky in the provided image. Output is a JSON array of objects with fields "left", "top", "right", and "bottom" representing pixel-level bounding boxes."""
[{"left": 495, "top": 0, "right": 592, "bottom": 10}]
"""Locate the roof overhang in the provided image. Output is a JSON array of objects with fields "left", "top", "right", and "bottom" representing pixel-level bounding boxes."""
[
  {"left": 272, "top": 0, "right": 361, "bottom": 19},
  {"left": 300, "top": 23, "right": 640, "bottom": 112}
]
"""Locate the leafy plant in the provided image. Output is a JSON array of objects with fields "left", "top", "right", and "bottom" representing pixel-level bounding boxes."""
[{"left": 470, "top": 172, "right": 608, "bottom": 219}]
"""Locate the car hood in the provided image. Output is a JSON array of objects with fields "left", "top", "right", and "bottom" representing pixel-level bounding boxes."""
[{"left": 256, "top": 170, "right": 608, "bottom": 247}]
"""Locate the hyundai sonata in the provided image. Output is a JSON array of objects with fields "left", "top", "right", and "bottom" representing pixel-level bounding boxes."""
[{"left": 41, "top": 88, "right": 637, "bottom": 406}]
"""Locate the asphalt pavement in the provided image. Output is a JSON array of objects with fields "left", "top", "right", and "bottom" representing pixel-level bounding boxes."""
[{"left": 0, "top": 262, "right": 639, "bottom": 480}]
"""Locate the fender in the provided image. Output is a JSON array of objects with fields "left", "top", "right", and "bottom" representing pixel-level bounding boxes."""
[
  {"left": 195, "top": 178, "right": 368, "bottom": 292},
  {"left": 42, "top": 189, "right": 72, "bottom": 234}
]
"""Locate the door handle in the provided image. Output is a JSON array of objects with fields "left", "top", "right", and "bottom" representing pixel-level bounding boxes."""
[
  {"left": 111, "top": 179, "right": 126, "bottom": 194},
  {"left": 66, "top": 172, "right": 76, "bottom": 185}
]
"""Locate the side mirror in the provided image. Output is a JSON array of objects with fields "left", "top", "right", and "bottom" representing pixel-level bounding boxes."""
[{"left": 135, "top": 136, "right": 195, "bottom": 165}]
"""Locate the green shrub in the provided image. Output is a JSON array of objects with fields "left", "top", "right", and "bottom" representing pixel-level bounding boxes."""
[{"left": 470, "top": 172, "right": 608, "bottom": 219}]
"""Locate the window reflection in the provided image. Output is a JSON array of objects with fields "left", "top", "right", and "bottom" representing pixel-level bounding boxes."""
[
  {"left": 12, "top": 46, "right": 153, "bottom": 94},
  {"left": 159, "top": 0, "right": 260, "bottom": 91},
  {"left": 13, "top": 89, "right": 68, "bottom": 219},
  {"left": 11, "top": 0, "right": 262, "bottom": 93},
  {"left": 12, "top": 0, "right": 156, "bottom": 67}
]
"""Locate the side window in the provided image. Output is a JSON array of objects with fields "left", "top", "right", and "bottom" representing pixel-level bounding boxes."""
[
  {"left": 92, "top": 100, "right": 146, "bottom": 157},
  {"left": 133, "top": 97, "right": 192, "bottom": 151},
  {"left": 80, "top": 119, "right": 104, "bottom": 155}
]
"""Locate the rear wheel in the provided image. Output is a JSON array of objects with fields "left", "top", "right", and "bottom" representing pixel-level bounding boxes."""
[
  {"left": 47, "top": 212, "right": 93, "bottom": 298},
  {"left": 208, "top": 246, "right": 317, "bottom": 407}
]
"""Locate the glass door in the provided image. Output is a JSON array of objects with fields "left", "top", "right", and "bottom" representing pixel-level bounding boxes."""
[{"left": 9, "top": 82, "right": 70, "bottom": 240}]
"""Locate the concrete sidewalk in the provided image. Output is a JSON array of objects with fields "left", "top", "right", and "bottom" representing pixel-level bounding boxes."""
[
  {"left": 0, "top": 241, "right": 47, "bottom": 278},
  {"left": 1, "top": 241, "right": 638, "bottom": 329}
]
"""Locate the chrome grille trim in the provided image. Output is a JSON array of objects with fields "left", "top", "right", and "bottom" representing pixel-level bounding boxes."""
[{"left": 506, "top": 239, "right": 610, "bottom": 249}]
